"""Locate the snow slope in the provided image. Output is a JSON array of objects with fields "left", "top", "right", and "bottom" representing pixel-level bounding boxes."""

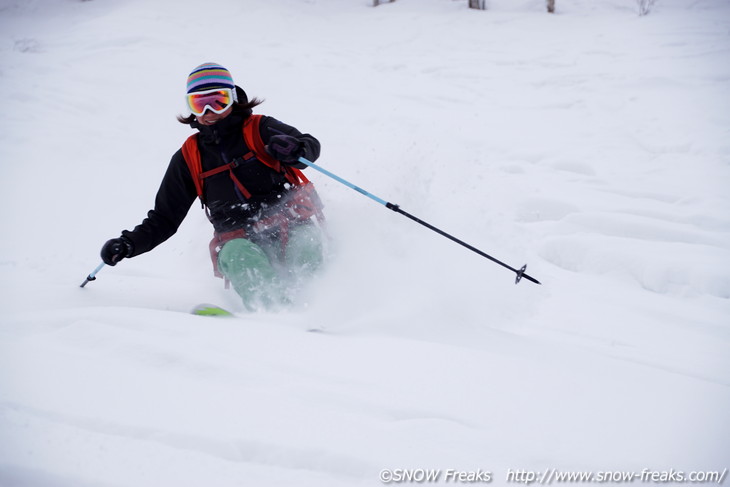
[{"left": 1, "top": 0, "right": 729, "bottom": 485}]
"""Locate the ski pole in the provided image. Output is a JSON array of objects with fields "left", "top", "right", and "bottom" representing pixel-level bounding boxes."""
[
  {"left": 80, "top": 262, "right": 105, "bottom": 288},
  {"left": 297, "top": 157, "right": 541, "bottom": 285}
]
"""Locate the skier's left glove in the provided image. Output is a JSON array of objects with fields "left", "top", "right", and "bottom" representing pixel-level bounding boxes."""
[{"left": 266, "top": 134, "right": 304, "bottom": 164}]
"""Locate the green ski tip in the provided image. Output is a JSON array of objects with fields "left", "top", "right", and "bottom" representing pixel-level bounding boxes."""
[{"left": 191, "top": 304, "right": 234, "bottom": 317}]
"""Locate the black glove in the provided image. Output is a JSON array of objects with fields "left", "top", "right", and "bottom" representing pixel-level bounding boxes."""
[
  {"left": 266, "top": 134, "right": 303, "bottom": 163},
  {"left": 101, "top": 236, "right": 134, "bottom": 266}
]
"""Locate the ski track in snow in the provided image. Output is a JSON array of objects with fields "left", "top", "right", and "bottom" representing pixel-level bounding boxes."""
[{"left": 1, "top": 0, "right": 729, "bottom": 485}]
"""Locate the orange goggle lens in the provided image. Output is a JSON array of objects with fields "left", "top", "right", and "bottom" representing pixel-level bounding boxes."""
[{"left": 186, "top": 88, "right": 235, "bottom": 116}]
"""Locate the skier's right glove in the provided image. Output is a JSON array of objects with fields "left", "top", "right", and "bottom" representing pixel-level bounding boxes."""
[{"left": 101, "top": 236, "right": 134, "bottom": 266}]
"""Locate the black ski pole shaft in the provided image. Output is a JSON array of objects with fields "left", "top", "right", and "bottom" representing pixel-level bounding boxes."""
[
  {"left": 80, "top": 262, "right": 105, "bottom": 288},
  {"left": 297, "top": 157, "right": 541, "bottom": 285},
  {"left": 388, "top": 204, "right": 541, "bottom": 285}
]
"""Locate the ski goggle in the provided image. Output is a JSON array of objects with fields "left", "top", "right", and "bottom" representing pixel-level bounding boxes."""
[{"left": 186, "top": 88, "right": 237, "bottom": 116}]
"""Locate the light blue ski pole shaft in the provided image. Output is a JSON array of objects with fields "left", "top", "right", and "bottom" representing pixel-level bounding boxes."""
[
  {"left": 90, "top": 261, "right": 105, "bottom": 277},
  {"left": 297, "top": 157, "right": 389, "bottom": 207}
]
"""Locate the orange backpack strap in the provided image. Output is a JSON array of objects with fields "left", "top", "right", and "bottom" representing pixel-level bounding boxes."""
[
  {"left": 181, "top": 134, "right": 204, "bottom": 200},
  {"left": 243, "top": 115, "right": 280, "bottom": 171},
  {"left": 290, "top": 167, "right": 310, "bottom": 184}
]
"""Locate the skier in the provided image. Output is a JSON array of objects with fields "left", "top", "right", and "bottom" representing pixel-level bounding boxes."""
[{"left": 100, "top": 62, "right": 325, "bottom": 310}]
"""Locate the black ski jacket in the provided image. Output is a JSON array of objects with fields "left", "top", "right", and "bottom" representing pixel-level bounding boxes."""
[{"left": 121, "top": 110, "right": 320, "bottom": 257}]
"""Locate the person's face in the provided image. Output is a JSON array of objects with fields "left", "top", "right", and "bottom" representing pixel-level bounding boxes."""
[{"left": 196, "top": 105, "right": 233, "bottom": 126}]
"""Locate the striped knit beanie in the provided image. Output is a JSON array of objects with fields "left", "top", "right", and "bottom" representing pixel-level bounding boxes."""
[{"left": 186, "top": 62, "right": 235, "bottom": 94}]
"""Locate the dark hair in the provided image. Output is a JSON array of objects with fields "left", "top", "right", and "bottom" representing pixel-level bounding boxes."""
[{"left": 177, "top": 86, "right": 264, "bottom": 125}]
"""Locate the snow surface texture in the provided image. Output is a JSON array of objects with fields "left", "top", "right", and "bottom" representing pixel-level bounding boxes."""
[{"left": 1, "top": 0, "right": 729, "bottom": 485}]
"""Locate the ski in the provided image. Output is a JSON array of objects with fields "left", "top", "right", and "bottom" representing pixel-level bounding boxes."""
[{"left": 191, "top": 304, "right": 234, "bottom": 317}]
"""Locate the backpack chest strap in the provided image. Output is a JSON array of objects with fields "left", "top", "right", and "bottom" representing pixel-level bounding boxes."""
[{"left": 198, "top": 152, "right": 256, "bottom": 200}]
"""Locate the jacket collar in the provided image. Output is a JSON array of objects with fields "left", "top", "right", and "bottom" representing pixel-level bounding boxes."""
[{"left": 192, "top": 112, "right": 244, "bottom": 145}]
